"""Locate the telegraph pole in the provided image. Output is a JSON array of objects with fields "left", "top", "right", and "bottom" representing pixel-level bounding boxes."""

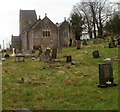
[{"left": 3, "top": 40, "right": 4, "bottom": 57}]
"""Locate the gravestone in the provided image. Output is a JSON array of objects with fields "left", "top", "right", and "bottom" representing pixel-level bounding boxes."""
[
  {"left": 45, "top": 49, "right": 51, "bottom": 57},
  {"left": 15, "top": 54, "right": 25, "bottom": 62},
  {"left": 51, "top": 48, "right": 57, "bottom": 59},
  {"left": 72, "top": 40, "right": 77, "bottom": 47},
  {"left": 58, "top": 47, "right": 62, "bottom": 53},
  {"left": 31, "top": 50, "right": 35, "bottom": 53},
  {"left": 109, "top": 38, "right": 116, "bottom": 48},
  {"left": 31, "top": 55, "right": 36, "bottom": 60},
  {"left": 16, "top": 49, "right": 20, "bottom": 54},
  {"left": 93, "top": 50, "right": 99, "bottom": 58},
  {"left": 69, "top": 39, "right": 72, "bottom": 47},
  {"left": 38, "top": 47, "right": 42, "bottom": 56},
  {"left": 83, "top": 39, "right": 87, "bottom": 45},
  {"left": 117, "top": 38, "right": 120, "bottom": 45},
  {"left": 98, "top": 63, "right": 117, "bottom": 88},
  {"left": 11, "top": 48, "right": 16, "bottom": 56},
  {"left": 76, "top": 40, "right": 81, "bottom": 49},
  {"left": 66, "top": 56, "right": 72, "bottom": 62},
  {"left": 14, "top": 108, "right": 33, "bottom": 112},
  {"left": 4, "top": 54, "right": 10, "bottom": 58}
]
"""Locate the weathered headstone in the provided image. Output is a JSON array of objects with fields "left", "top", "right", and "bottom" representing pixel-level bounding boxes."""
[
  {"left": 31, "top": 50, "right": 35, "bottom": 53},
  {"left": 38, "top": 47, "right": 42, "bottom": 56},
  {"left": 82, "top": 39, "right": 87, "bottom": 45},
  {"left": 51, "top": 48, "right": 57, "bottom": 59},
  {"left": 14, "top": 108, "right": 33, "bottom": 112},
  {"left": 45, "top": 49, "right": 51, "bottom": 57},
  {"left": 58, "top": 47, "right": 62, "bottom": 53},
  {"left": 69, "top": 39, "right": 72, "bottom": 47},
  {"left": 76, "top": 40, "right": 81, "bottom": 49},
  {"left": 16, "top": 49, "right": 20, "bottom": 54},
  {"left": 31, "top": 55, "right": 36, "bottom": 60},
  {"left": 15, "top": 54, "right": 25, "bottom": 62},
  {"left": 72, "top": 40, "right": 77, "bottom": 47},
  {"left": 98, "top": 63, "right": 117, "bottom": 88},
  {"left": 109, "top": 38, "right": 116, "bottom": 48},
  {"left": 117, "top": 38, "right": 120, "bottom": 45},
  {"left": 66, "top": 56, "right": 72, "bottom": 62},
  {"left": 93, "top": 50, "right": 99, "bottom": 58},
  {"left": 4, "top": 54, "right": 10, "bottom": 58}
]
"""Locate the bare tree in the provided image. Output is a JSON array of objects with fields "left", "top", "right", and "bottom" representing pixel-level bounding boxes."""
[{"left": 71, "top": 0, "right": 112, "bottom": 39}]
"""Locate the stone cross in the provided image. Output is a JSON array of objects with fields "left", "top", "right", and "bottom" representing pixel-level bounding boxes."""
[{"left": 11, "top": 48, "right": 16, "bottom": 56}]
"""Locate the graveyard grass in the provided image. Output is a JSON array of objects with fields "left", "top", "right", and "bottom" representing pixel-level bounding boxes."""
[{"left": 2, "top": 43, "right": 119, "bottom": 110}]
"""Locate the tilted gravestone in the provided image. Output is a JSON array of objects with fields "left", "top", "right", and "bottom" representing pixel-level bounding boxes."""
[
  {"left": 45, "top": 49, "right": 51, "bottom": 57},
  {"left": 98, "top": 63, "right": 117, "bottom": 88},
  {"left": 93, "top": 50, "right": 99, "bottom": 58},
  {"left": 66, "top": 56, "right": 72, "bottom": 62},
  {"left": 51, "top": 48, "right": 57, "bottom": 59}
]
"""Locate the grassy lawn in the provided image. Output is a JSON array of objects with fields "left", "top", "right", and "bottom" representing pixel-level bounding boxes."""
[{"left": 2, "top": 43, "right": 119, "bottom": 110}]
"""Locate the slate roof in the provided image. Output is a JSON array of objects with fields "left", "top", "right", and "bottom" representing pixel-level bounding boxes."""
[{"left": 20, "top": 10, "right": 37, "bottom": 20}]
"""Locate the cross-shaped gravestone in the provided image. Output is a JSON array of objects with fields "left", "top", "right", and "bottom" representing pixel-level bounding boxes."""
[{"left": 11, "top": 48, "right": 16, "bottom": 56}]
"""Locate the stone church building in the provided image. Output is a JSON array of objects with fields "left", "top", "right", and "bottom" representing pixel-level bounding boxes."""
[{"left": 11, "top": 10, "right": 74, "bottom": 50}]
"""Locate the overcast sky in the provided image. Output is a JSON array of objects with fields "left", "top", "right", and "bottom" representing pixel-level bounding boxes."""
[
  {"left": 0, "top": 0, "right": 118, "bottom": 48},
  {"left": 0, "top": 0, "right": 80, "bottom": 48}
]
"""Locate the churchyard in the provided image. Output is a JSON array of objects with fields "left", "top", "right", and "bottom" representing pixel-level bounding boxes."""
[{"left": 2, "top": 40, "right": 119, "bottom": 110}]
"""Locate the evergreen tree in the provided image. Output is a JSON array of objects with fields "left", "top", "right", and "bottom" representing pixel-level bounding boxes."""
[{"left": 70, "top": 13, "right": 84, "bottom": 40}]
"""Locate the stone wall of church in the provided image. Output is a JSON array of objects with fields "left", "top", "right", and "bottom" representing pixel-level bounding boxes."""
[
  {"left": 59, "top": 21, "right": 74, "bottom": 47},
  {"left": 21, "top": 33, "right": 28, "bottom": 50},
  {"left": 32, "top": 17, "right": 58, "bottom": 49},
  {"left": 11, "top": 41, "right": 21, "bottom": 50}
]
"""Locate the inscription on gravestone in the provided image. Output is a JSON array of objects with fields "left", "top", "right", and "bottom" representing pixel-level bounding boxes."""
[
  {"left": 103, "top": 64, "right": 110, "bottom": 78},
  {"left": 98, "top": 63, "right": 117, "bottom": 88}
]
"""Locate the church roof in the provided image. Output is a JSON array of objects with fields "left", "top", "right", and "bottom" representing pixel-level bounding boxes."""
[{"left": 20, "top": 10, "right": 37, "bottom": 20}]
